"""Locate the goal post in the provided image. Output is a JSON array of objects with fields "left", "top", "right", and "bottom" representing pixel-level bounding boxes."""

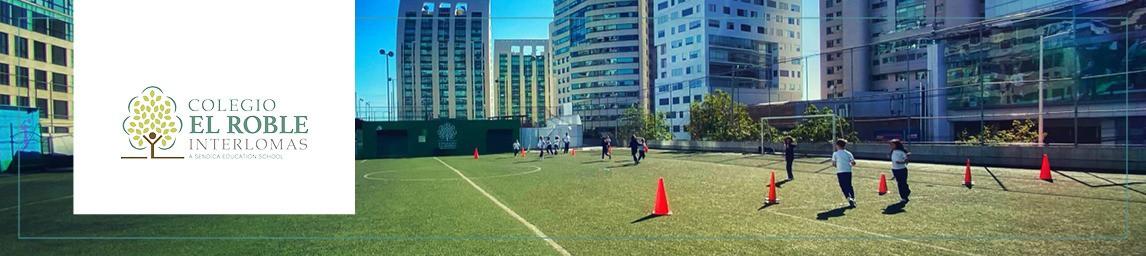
[{"left": 758, "top": 113, "right": 838, "bottom": 155}]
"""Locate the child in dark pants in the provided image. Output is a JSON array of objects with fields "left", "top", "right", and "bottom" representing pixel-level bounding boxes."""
[
  {"left": 628, "top": 135, "right": 640, "bottom": 165},
  {"left": 638, "top": 138, "right": 646, "bottom": 161},
  {"left": 831, "top": 139, "right": 857, "bottom": 207},
  {"left": 889, "top": 139, "right": 911, "bottom": 203},
  {"left": 783, "top": 137, "right": 796, "bottom": 181}
]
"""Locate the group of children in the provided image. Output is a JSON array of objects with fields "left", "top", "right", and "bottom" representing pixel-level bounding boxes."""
[
  {"left": 780, "top": 137, "right": 911, "bottom": 208},
  {"left": 511, "top": 133, "right": 572, "bottom": 159},
  {"left": 514, "top": 132, "right": 913, "bottom": 208},
  {"left": 820, "top": 138, "right": 911, "bottom": 208}
]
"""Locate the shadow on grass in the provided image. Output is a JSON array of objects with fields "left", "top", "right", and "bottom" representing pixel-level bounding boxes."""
[
  {"left": 775, "top": 179, "right": 791, "bottom": 188},
  {"left": 881, "top": 201, "right": 907, "bottom": 215},
  {"left": 815, "top": 206, "right": 853, "bottom": 220},
  {"left": 757, "top": 201, "right": 779, "bottom": 210},
  {"left": 631, "top": 214, "right": 666, "bottom": 223},
  {"left": 609, "top": 163, "right": 638, "bottom": 168}
]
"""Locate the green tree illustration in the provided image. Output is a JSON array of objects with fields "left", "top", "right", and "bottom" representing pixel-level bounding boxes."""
[{"left": 124, "top": 87, "right": 179, "bottom": 158}]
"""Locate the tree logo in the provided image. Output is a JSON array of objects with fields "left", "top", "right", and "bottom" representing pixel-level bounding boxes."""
[
  {"left": 437, "top": 122, "right": 457, "bottom": 150},
  {"left": 121, "top": 86, "right": 184, "bottom": 159}
]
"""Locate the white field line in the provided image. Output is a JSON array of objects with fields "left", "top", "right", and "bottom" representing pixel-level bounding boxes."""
[
  {"left": 0, "top": 195, "right": 73, "bottom": 212},
  {"left": 769, "top": 207, "right": 980, "bottom": 256},
  {"left": 432, "top": 157, "right": 571, "bottom": 256}
]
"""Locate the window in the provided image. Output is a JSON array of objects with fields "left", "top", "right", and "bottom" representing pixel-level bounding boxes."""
[
  {"left": 51, "top": 72, "right": 66, "bottom": 92},
  {"left": 740, "top": 24, "right": 751, "bottom": 32},
  {"left": 53, "top": 100, "right": 68, "bottom": 119},
  {"left": 659, "top": 98, "right": 670, "bottom": 105},
  {"left": 34, "top": 69, "right": 46, "bottom": 90},
  {"left": 0, "top": 32, "right": 7, "bottom": 55},
  {"left": 16, "top": 96, "right": 28, "bottom": 107},
  {"left": 681, "top": 7, "right": 693, "bottom": 16},
  {"left": 51, "top": 45, "right": 66, "bottom": 66},
  {"left": 694, "top": 95, "right": 702, "bottom": 102},
  {"left": 708, "top": 19, "right": 719, "bottom": 28},
  {"left": 15, "top": 67, "right": 27, "bottom": 87},
  {"left": 54, "top": 127, "right": 69, "bottom": 133},
  {"left": 14, "top": 36, "right": 27, "bottom": 58},
  {"left": 0, "top": 94, "right": 7, "bottom": 105},
  {"left": 0, "top": 63, "right": 7, "bottom": 85},
  {"left": 33, "top": 41, "right": 45, "bottom": 62},
  {"left": 36, "top": 98, "right": 47, "bottom": 118},
  {"left": 657, "top": 1, "right": 668, "bottom": 10}
]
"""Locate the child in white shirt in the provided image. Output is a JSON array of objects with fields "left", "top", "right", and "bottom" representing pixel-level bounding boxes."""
[{"left": 831, "top": 139, "right": 857, "bottom": 207}]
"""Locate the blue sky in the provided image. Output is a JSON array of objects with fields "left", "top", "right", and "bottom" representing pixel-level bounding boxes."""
[{"left": 356, "top": 0, "right": 821, "bottom": 118}]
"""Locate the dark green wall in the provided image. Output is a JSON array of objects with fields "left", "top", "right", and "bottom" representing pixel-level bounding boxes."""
[{"left": 357, "top": 119, "right": 521, "bottom": 159}]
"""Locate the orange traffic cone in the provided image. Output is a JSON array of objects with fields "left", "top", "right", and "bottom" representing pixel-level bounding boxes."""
[
  {"left": 571, "top": 148, "right": 576, "bottom": 156},
  {"left": 765, "top": 171, "right": 779, "bottom": 204},
  {"left": 1039, "top": 154, "right": 1053, "bottom": 182},
  {"left": 652, "top": 178, "right": 672, "bottom": 216},
  {"left": 644, "top": 144, "right": 649, "bottom": 152},
  {"left": 963, "top": 159, "right": 974, "bottom": 188},
  {"left": 877, "top": 173, "right": 888, "bottom": 195},
  {"left": 521, "top": 148, "right": 527, "bottom": 158},
  {"left": 473, "top": 148, "right": 479, "bottom": 159},
  {"left": 608, "top": 146, "right": 613, "bottom": 155}
]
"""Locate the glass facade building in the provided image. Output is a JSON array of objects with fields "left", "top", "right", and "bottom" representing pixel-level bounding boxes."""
[
  {"left": 491, "top": 39, "right": 551, "bottom": 126},
  {"left": 396, "top": 1, "right": 488, "bottom": 120},
  {"left": 652, "top": 0, "right": 803, "bottom": 140},
  {"left": 940, "top": 0, "right": 1145, "bottom": 144},
  {"left": 0, "top": 0, "right": 72, "bottom": 152},
  {"left": 820, "top": 0, "right": 981, "bottom": 99},
  {"left": 550, "top": 0, "right": 656, "bottom": 133}
]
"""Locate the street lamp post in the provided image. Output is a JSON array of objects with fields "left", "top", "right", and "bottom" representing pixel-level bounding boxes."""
[
  {"left": 379, "top": 49, "right": 395, "bottom": 121},
  {"left": 1038, "top": 30, "right": 1070, "bottom": 147},
  {"left": 357, "top": 98, "right": 364, "bottom": 119}
]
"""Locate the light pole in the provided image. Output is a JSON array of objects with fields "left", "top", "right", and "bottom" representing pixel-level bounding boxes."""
[
  {"left": 379, "top": 49, "right": 395, "bottom": 121},
  {"left": 365, "top": 102, "right": 373, "bottom": 121},
  {"left": 1039, "top": 30, "right": 1070, "bottom": 147},
  {"left": 357, "top": 98, "right": 364, "bottom": 119}
]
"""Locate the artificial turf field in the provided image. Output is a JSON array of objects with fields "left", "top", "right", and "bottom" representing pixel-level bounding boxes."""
[{"left": 1, "top": 149, "right": 1144, "bottom": 255}]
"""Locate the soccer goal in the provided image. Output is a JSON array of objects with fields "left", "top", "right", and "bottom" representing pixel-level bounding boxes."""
[{"left": 757, "top": 113, "right": 840, "bottom": 155}]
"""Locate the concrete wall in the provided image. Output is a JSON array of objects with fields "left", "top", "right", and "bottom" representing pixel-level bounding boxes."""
[{"left": 646, "top": 140, "right": 1144, "bottom": 173}]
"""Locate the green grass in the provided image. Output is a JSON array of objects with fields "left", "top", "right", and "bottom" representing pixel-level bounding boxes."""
[{"left": 1, "top": 149, "right": 1144, "bottom": 255}]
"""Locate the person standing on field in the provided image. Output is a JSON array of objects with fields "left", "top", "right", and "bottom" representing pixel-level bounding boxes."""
[
  {"left": 889, "top": 139, "right": 911, "bottom": 203},
  {"left": 831, "top": 139, "right": 857, "bottom": 208},
  {"left": 601, "top": 135, "right": 612, "bottom": 160},
  {"left": 783, "top": 137, "right": 796, "bottom": 181},
  {"left": 513, "top": 139, "right": 521, "bottom": 157},
  {"left": 563, "top": 133, "right": 571, "bottom": 154},
  {"left": 538, "top": 137, "right": 547, "bottom": 158},
  {"left": 629, "top": 135, "right": 641, "bottom": 165},
  {"left": 638, "top": 138, "right": 647, "bottom": 161}
]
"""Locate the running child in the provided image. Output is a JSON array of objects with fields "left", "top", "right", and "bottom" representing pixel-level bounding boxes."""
[
  {"left": 889, "top": 139, "right": 911, "bottom": 203},
  {"left": 831, "top": 139, "right": 857, "bottom": 207}
]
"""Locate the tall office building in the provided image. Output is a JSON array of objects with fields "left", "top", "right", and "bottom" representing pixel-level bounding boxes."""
[
  {"left": 819, "top": 0, "right": 981, "bottom": 99},
  {"left": 0, "top": 0, "right": 72, "bottom": 153},
  {"left": 652, "top": 0, "right": 803, "bottom": 140},
  {"left": 396, "top": 1, "right": 489, "bottom": 120},
  {"left": 550, "top": 0, "right": 656, "bottom": 133},
  {"left": 490, "top": 39, "right": 551, "bottom": 126}
]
